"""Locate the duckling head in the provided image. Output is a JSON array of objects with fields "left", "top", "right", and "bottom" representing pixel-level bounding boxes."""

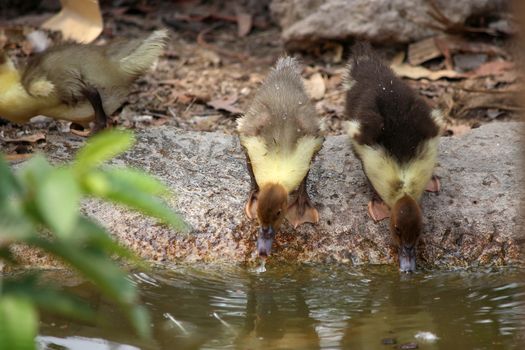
[
  {"left": 390, "top": 195, "right": 423, "bottom": 273},
  {"left": 256, "top": 183, "right": 288, "bottom": 258}
]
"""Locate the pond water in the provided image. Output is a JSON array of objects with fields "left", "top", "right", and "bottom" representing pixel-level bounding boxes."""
[{"left": 37, "top": 265, "right": 524, "bottom": 350}]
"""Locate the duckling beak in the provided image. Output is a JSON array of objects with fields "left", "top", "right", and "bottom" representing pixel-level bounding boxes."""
[
  {"left": 399, "top": 245, "right": 416, "bottom": 273},
  {"left": 257, "top": 226, "right": 275, "bottom": 257}
]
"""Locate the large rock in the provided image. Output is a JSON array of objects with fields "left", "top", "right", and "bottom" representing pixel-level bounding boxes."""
[
  {"left": 270, "top": 0, "right": 508, "bottom": 48},
  {"left": 15, "top": 122, "right": 524, "bottom": 268}
]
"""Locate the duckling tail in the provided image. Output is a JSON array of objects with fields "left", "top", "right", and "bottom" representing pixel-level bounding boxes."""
[
  {"left": 108, "top": 29, "right": 169, "bottom": 76},
  {"left": 273, "top": 56, "right": 300, "bottom": 74},
  {"left": 266, "top": 55, "right": 303, "bottom": 91}
]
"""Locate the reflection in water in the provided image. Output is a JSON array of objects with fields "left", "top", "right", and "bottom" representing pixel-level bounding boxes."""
[
  {"left": 37, "top": 336, "right": 140, "bottom": 350},
  {"left": 236, "top": 267, "right": 319, "bottom": 349},
  {"left": 38, "top": 265, "right": 525, "bottom": 350}
]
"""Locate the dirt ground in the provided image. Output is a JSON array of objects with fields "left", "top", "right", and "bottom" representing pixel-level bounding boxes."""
[{"left": 0, "top": 0, "right": 521, "bottom": 158}]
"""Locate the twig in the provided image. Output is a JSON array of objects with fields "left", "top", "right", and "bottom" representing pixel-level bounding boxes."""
[
  {"left": 454, "top": 86, "right": 521, "bottom": 94},
  {"left": 473, "top": 104, "right": 523, "bottom": 112},
  {"left": 4, "top": 153, "right": 33, "bottom": 162},
  {"left": 459, "top": 104, "right": 523, "bottom": 114},
  {"left": 145, "top": 110, "right": 169, "bottom": 118},
  {"left": 426, "top": 0, "right": 498, "bottom": 36}
]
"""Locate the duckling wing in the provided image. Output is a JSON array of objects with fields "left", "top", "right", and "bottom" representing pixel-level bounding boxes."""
[
  {"left": 21, "top": 44, "right": 95, "bottom": 102},
  {"left": 25, "top": 77, "right": 55, "bottom": 97}
]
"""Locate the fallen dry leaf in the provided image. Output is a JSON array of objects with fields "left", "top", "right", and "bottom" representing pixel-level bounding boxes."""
[
  {"left": 391, "top": 51, "right": 405, "bottom": 66},
  {"left": 3, "top": 132, "right": 46, "bottom": 143},
  {"left": 167, "top": 90, "right": 209, "bottom": 105},
  {"left": 392, "top": 63, "right": 464, "bottom": 81},
  {"left": 391, "top": 52, "right": 461, "bottom": 80},
  {"left": 4, "top": 153, "right": 33, "bottom": 161},
  {"left": 191, "top": 114, "right": 222, "bottom": 131},
  {"left": 194, "top": 47, "right": 221, "bottom": 67},
  {"left": 236, "top": 12, "right": 252, "bottom": 37},
  {"left": 453, "top": 53, "right": 487, "bottom": 72},
  {"left": 158, "top": 79, "right": 180, "bottom": 86},
  {"left": 304, "top": 73, "right": 326, "bottom": 100},
  {"left": 207, "top": 94, "right": 243, "bottom": 114},
  {"left": 332, "top": 43, "right": 344, "bottom": 63},
  {"left": 151, "top": 117, "right": 169, "bottom": 126},
  {"left": 446, "top": 124, "right": 471, "bottom": 136},
  {"left": 70, "top": 129, "right": 91, "bottom": 137},
  {"left": 469, "top": 61, "right": 514, "bottom": 78},
  {"left": 408, "top": 37, "right": 443, "bottom": 65}
]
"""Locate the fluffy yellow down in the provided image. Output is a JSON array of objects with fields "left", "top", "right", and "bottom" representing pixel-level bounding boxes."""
[
  {"left": 0, "top": 61, "right": 61, "bottom": 123},
  {"left": 352, "top": 137, "right": 440, "bottom": 207},
  {"left": 241, "top": 135, "right": 323, "bottom": 193},
  {"left": 0, "top": 60, "right": 97, "bottom": 124}
]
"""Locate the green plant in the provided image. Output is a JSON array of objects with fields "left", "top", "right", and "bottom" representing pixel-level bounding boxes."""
[{"left": 0, "top": 130, "right": 186, "bottom": 350}]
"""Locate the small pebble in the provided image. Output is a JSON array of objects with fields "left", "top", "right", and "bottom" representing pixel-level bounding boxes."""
[
  {"left": 399, "top": 342, "right": 418, "bottom": 349},
  {"left": 382, "top": 337, "right": 397, "bottom": 345},
  {"left": 415, "top": 331, "right": 438, "bottom": 342}
]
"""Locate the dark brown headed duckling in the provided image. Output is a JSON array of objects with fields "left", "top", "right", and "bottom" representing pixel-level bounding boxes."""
[
  {"left": 0, "top": 29, "right": 168, "bottom": 132},
  {"left": 344, "top": 43, "right": 445, "bottom": 272},
  {"left": 237, "top": 57, "right": 324, "bottom": 258}
]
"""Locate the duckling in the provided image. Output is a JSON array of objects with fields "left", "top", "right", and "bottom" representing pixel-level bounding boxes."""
[
  {"left": 237, "top": 57, "right": 324, "bottom": 258},
  {"left": 0, "top": 29, "right": 168, "bottom": 132},
  {"left": 344, "top": 43, "right": 445, "bottom": 272}
]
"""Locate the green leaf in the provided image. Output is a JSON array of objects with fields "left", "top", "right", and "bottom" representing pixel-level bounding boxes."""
[
  {"left": 0, "top": 200, "right": 34, "bottom": 242},
  {"left": 0, "top": 247, "right": 17, "bottom": 265},
  {"left": 3, "top": 275, "right": 95, "bottom": 322},
  {"left": 126, "top": 304, "right": 152, "bottom": 340},
  {"left": 75, "top": 217, "right": 142, "bottom": 266},
  {"left": 0, "top": 156, "right": 22, "bottom": 201},
  {"left": 104, "top": 167, "right": 169, "bottom": 196},
  {"left": 86, "top": 172, "right": 187, "bottom": 232},
  {"left": 75, "top": 130, "right": 134, "bottom": 171},
  {"left": 0, "top": 296, "right": 38, "bottom": 350},
  {"left": 35, "top": 168, "right": 80, "bottom": 239},
  {"left": 29, "top": 237, "right": 138, "bottom": 306},
  {"left": 81, "top": 171, "right": 110, "bottom": 196},
  {"left": 17, "top": 155, "right": 53, "bottom": 189},
  {"left": 28, "top": 237, "right": 151, "bottom": 337}
]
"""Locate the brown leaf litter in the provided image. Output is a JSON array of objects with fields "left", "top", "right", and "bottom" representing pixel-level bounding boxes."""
[{"left": 0, "top": 1, "right": 520, "bottom": 158}]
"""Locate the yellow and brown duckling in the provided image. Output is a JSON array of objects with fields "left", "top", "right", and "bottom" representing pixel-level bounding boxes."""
[
  {"left": 0, "top": 29, "right": 168, "bottom": 133},
  {"left": 237, "top": 57, "right": 324, "bottom": 258},
  {"left": 344, "top": 43, "right": 445, "bottom": 272}
]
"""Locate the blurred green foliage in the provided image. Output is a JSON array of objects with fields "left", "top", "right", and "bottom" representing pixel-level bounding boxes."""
[{"left": 0, "top": 130, "right": 187, "bottom": 350}]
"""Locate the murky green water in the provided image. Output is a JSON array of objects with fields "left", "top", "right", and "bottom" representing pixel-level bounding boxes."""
[{"left": 37, "top": 265, "right": 524, "bottom": 350}]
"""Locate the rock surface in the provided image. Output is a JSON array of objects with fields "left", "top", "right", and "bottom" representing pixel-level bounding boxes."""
[
  {"left": 15, "top": 122, "right": 524, "bottom": 268},
  {"left": 270, "top": 0, "right": 508, "bottom": 48}
]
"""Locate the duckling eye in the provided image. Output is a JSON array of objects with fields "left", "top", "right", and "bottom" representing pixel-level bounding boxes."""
[{"left": 276, "top": 209, "right": 282, "bottom": 216}]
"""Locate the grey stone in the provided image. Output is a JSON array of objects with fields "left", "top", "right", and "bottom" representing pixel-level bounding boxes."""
[
  {"left": 14, "top": 122, "right": 524, "bottom": 268},
  {"left": 270, "top": 0, "right": 508, "bottom": 48}
]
